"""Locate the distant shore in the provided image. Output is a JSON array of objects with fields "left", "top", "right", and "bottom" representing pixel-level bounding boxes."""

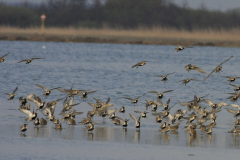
[{"left": 0, "top": 27, "right": 240, "bottom": 47}]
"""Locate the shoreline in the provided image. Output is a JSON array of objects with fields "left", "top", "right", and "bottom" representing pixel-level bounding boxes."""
[{"left": 0, "top": 27, "right": 240, "bottom": 47}]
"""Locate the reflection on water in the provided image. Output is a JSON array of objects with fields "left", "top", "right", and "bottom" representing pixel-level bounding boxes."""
[{"left": 0, "top": 41, "right": 240, "bottom": 149}]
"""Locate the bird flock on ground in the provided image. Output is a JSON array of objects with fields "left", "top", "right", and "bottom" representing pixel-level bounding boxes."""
[{"left": 1, "top": 44, "right": 240, "bottom": 141}]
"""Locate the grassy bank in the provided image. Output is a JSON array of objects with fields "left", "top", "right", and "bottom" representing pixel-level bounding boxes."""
[{"left": 0, "top": 27, "right": 240, "bottom": 47}]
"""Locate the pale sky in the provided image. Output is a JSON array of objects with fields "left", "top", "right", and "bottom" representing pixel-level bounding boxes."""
[{"left": 0, "top": 0, "right": 240, "bottom": 11}]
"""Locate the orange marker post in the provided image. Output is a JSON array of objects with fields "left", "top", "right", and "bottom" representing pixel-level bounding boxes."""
[{"left": 41, "top": 14, "right": 46, "bottom": 33}]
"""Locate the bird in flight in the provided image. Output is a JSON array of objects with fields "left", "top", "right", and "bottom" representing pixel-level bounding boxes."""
[
  {"left": 0, "top": 52, "right": 10, "bottom": 63},
  {"left": 204, "top": 56, "right": 233, "bottom": 81},
  {"left": 17, "top": 58, "right": 43, "bottom": 64},
  {"left": 132, "top": 61, "right": 148, "bottom": 68}
]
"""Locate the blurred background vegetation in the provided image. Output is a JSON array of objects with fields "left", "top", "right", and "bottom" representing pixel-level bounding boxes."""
[{"left": 0, "top": 0, "right": 240, "bottom": 30}]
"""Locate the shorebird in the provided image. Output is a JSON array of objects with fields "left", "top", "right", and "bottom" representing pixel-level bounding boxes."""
[
  {"left": 189, "top": 125, "right": 196, "bottom": 137},
  {"left": 19, "top": 108, "right": 37, "bottom": 121},
  {"left": 229, "top": 84, "right": 240, "bottom": 92},
  {"left": 20, "top": 122, "right": 28, "bottom": 134},
  {"left": 183, "top": 114, "right": 197, "bottom": 124},
  {"left": 175, "top": 44, "right": 192, "bottom": 52},
  {"left": 40, "top": 117, "right": 47, "bottom": 125},
  {"left": 130, "top": 113, "right": 141, "bottom": 129},
  {"left": 0, "top": 52, "right": 10, "bottom": 63},
  {"left": 132, "top": 61, "right": 148, "bottom": 68},
  {"left": 34, "top": 117, "right": 40, "bottom": 127},
  {"left": 235, "top": 118, "right": 240, "bottom": 125},
  {"left": 170, "top": 123, "right": 180, "bottom": 131},
  {"left": 19, "top": 93, "right": 34, "bottom": 107},
  {"left": 177, "top": 78, "right": 200, "bottom": 85},
  {"left": 227, "top": 104, "right": 240, "bottom": 118},
  {"left": 152, "top": 103, "right": 176, "bottom": 118},
  {"left": 222, "top": 76, "right": 240, "bottom": 83},
  {"left": 28, "top": 95, "right": 45, "bottom": 110},
  {"left": 154, "top": 72, "right": 175, "bottom": 81},
  {"left": 159, "top": 98, "right": 171, "bottom": 110},
  {"left": 77, "top": 90, "right": 97, "bottom": 101},
  {"left": 199, "top": 125, "right": 206, "bottom": 131},
  {"left": 68, "top": 117, "right": 76, "bottom": 125},
  {"left": 55, "top": 123, "right": 62, "bottom": 130},
  {"left": 156, "top": 115, "right": 162, "bottom": 123},
  {"left": 123, "top": 93, "right": 146, "bottom": 106},
  {"left": 17, "top": 58, "right": 43, "bottom": 64},
  {"left": 119, "top": 106, "right": 125, "bottom": 113},
  {"left": 79, "top": 116, "right": 92, "bottom": 125},
  {"left": 160, "top": 123, "right": 171, "bottom": 133},
  {"left": 60, "top": 96, "right": 80, "bottom": 114},
  {"left": 112, "top": 118, "right": 121, "bottom": 125},
  {"left": 2, "top": 86, "right": 18, "bottom": 101},
  {"left": 184, "top": 64, "right": 206, "bottom": 74},
  {"left": 134, "top": 111, "right": 148, "bottom": 117},
  {"left": 203, "top": 99, "right": 228, "bottom": 109},
  {"left": 53, "top": 118, "right": 60, "bottom": 124},
  {"left": 35, "top": 84, "right": 59, "bottom": 97},
  {"left": 115, "top": 116, "right": 129, "bottom": 127},
  {"left": 160, "top": 120, "right": 167, "bottom": 129},
  {"left": 228, "top": 125, "right": 237, "bottom": 133},
  {"left": 86, "top": 122, "right": 94, "bottom": 132},
  {"left": 204, "top": 56, "right": 233, "bottom": 80},
  {"left": 147, "top": 90, "right": 173, "bottom": 101}
]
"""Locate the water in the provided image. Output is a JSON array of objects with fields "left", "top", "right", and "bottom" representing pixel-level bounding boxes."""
[{"left": 0, "top": 41, "right": 240, "bottom": 159}]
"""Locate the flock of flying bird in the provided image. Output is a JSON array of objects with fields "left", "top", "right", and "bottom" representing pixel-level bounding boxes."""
[{"left": 1, "top": 44, "right": 240, "bottom": 140}]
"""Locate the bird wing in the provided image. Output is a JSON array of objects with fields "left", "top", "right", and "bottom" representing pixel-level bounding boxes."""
[
  {"left": 88, "top": 90, "right": 97, "bottom": 94},
  {"left": 203, "top": 99, "right": 214, "bottom": 107},
  {"left": 222, "top": 76, "right": 232, "bottom": 78},
  {"left": 108, "top": 108, "right": 117, "bottom": 115},
  {"left": 129, "top": 113, "right": 137, "bottom": 122},
  {"left": 134, "top": 111, "right": 143, "bottom": 114},
  {"left": 115, "top": 116, "right": 124, "bottom": 122},
  {"left": 153, "top": 101, "right": 162, "bottom": 106},
  {"left": 31, "top": 58, "right": 43, "bottom": 60},
  {"left": 69, "top": 96, "right": 74, "bottom": 105},
  {"left": 229, "top": 84, "right": 237, "bottom": 88},
  {"left": 147, "top": 91, "right": 159, "bottom": 94},
  {"left": 168, "top": 114, "right": 174, "bottom": 121},
  {"left": 105, "top": 97, "right": 111, "bottom": 104},
  {"left": 230, "top": 104, "right": 240, "bottom": 110},
  {"left": 163, "top": 90, "right": 173, "bottom": 93},
  {"left": 19, "top": 108, "right": 33, "bottom": 117},
  {"left": 2, "top": 92, "right": 11, "bottom": 96},
  {"left": 136, "top": 93, "right": 146, "bottom": 99},
  {"left": 26, "top": 93, "right": 34, "bottom": 99},
  {"left": 165, "top": 72, "right": 175, "bottom": 76},
  {"left": 35, "top": 84, "right": 48, "bottom": 92},
  {"left": 34, "top": 95, "right": 42, "bottom": 102},
  {"left": 218, "top": 102, "right": 228, "bottom": 108},
  {"left": 178, "top": 101, "right": 189, "bottom": 107},
  {"left": 12, "top": 86, "right": 18, "bottom": 94},
  {"left": 17, "top": 59, "right": 27, "bottom": 63},
  {"left": 194, "top": 67, "right": 206, "bottom": 74},
  {"left": 28, "top": 98, "right": 39, "bottom": 105},
  {"left": 0, "top": 52, "right": 10, "bottom": 59},
  {"left": 227, "top": 108, "right": 237, "bottom": 115},
  {"left": 166, "top": 98, "right": 171, "bottom": 105},
  {"left": 123, "top": 97, "right": 134, "bottom": 101}
]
